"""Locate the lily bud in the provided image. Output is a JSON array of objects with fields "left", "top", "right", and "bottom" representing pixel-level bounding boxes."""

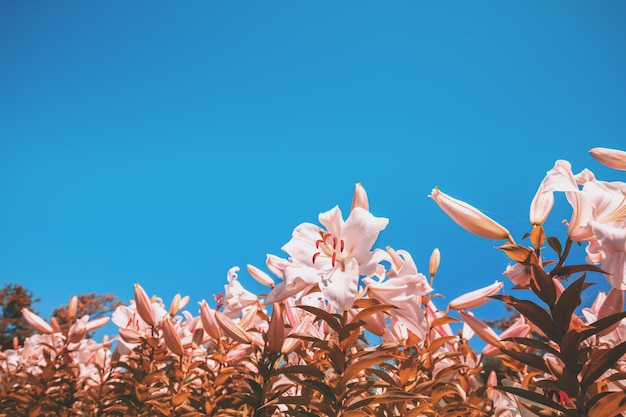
[
  {"left": 429, "top": 248, "right": 440, "bottom": 278},
  {"left": 119, "top": 327, "right": 143, "bottom": 344},
  {"left": 162, "top": 317, "right": 184, "bottom": 356},
  {"left": 429, "top": 187, "right": 512, "bottom": 241},
  {"left": 199, "top": 300, "right": 221, "bottom": 341},
  {"left": 590, "top": 147, "right": 626, "bottom": 170},
  {"left": 351, "top": 182, "right": 369, "bottom": 212},
  {"left": 68, "top": 295, "right": 78, "bottom": 320},
  {"left": 448, "top": 281, "right": 503, "bottom": 311},
  {"left": 530, "top": 185, "right": 554, "bottom": 227},
  {"left": 458, "top": 311, "right": 502, "bottom": 348},
  {"left": 246, "top": 264, "right": 275, "bottom": 288},
  {"left": 22, "top": 308, "right": 54, "bottom": 334},
  {"left": 134, "top": 283, "right": 155, "bottom": 327}
]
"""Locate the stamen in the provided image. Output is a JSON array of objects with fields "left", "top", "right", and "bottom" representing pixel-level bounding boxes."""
[
  {"left": 331, "top": 252, "right": 337, "bottom": 267},
  {"left": 340, "top": 239, "right": 344, "bottom": 252},
  {"left": 323, "top": 233, "right": 332, "bottom": 241},
  {"left": 312, "top": 252, "right": 321, "bottom": 264},
  {"left": 333, "top": 237, "right": 337, "bottom": 249},
  {"left": 316, "top": 239, "right": 323, "bottom": 248}
]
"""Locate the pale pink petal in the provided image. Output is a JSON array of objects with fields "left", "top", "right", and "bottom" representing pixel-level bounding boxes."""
[
  {"left": 320, "top": 257, "right": 359, "bottom": 312},
  {"left": 318, "top": 205, "right": 344, "bottom": 240},
  {"left": 246, "top": 264, "right": 275, "bottom": 287},
  {"left": 281, "top": 223, "right": 324, "bottom": 267},
  {"left": 342, "top": 207, "right": 388, "bottom": 271}
]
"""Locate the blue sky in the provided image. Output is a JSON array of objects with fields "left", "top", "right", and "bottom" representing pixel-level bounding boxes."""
[{"left": 1, "top": 2, "right": 625, "bottom": 336}]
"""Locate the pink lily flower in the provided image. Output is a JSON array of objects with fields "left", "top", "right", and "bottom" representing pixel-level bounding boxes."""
[
  {"left": 590, "top": 147, "right": 626, "bottom": 171},
  {"left": 429, "top": 187, "right": 512, "bottom": 241},
  {"left": 267, "top": 205, "right": 388, "bottom": 312},
  {"left": 223, "top": 266, "right": 259, "bottom": 318}
]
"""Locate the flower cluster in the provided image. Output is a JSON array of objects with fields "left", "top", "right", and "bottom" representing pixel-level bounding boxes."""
[{"left": 1, "top": 148, "right": 624, "bottom": 417}]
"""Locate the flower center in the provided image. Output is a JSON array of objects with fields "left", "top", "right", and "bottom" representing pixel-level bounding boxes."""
[{"left": 312, "top": 231, "right": 346, "bottom": 270}]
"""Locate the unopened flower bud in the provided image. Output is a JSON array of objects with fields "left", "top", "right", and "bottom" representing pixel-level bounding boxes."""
[
  {"left": 590, "top": 147, "right": 626, "bottom": 170},
  {"left": 429, "top": 187, "right": 512, "bottom": 241},
  {"left": 22, "top": 308, "right": 54, "bottom": 334},
  {"left": 351, "top": 182, "right": 369, "bottom": 212},
  {"left": 134, "top": 283, "right": 155, "bottom": 327},
  {"left": 162, "top": 317, "right": 184, "bottom": 356},
  {"left": 246, "top": 264, "right": 275, "bottom": 288},
  {"left": 68, "top": 295, "right": 78, "bottom": 320},
  {"left": 429, "top": 248, "right": 440, "bottom": 278},
  {"left": 448, "top": 281, "right": 503, "bottom": 311}
]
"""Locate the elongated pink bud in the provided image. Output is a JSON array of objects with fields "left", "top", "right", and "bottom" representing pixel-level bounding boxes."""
[
  {"left": 459, "top": 311, "right": 502, "bottom": 348},
  {"left": 85, "top": 316, "right": 110, "bottom": 333},
  {"left": 162, "top": 317, "right": 184, "bottom": 356},
  {"left": 246, "top": 264, "right": 275, "bottom": 288},
  {"left": 134, "top": 283, "right": 155, "bottom": 327},
  {"left": 22, "top": 308, "right": 54, "bottom": 334},
  {"left": 449, "top": 281, "right": 503, "bottom": 311},
  {"left": 429, "top": 187, "right": 512, "bottom": 241},
  {"left": 68, "top": 295, "right": 78, "bottom": 320},
  {"left": 199, "top": 300, "right": 221, "bottom": 340},
  {"left": 590, "top": 147, "right": 626, "bottom": 170},
  {"left": 351, "top": 182, "right": 369, "bottom": 212},
  {"left": 429, "top": 248, "right": 440, "bottom": 278}
]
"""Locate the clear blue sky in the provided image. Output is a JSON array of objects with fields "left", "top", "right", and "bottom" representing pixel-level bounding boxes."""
[{"left": 1, "top": 2, "right": 625, "bottom": 334}]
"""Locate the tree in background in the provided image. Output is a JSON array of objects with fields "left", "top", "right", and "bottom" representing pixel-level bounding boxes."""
[
  {"left": 52, "top": 293, "right": 122, "bottom": 337},
  {"left": 0, "top": 284, "right": 40, "bottom": 350}
]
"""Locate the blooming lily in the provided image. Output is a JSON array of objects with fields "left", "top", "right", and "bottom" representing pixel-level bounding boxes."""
[{"left": 266, "top": 205, "right": 388, "bottom": 312}]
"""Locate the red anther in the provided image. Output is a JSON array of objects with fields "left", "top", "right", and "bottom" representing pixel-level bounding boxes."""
[
  {"left": 315, "top": 239, "right": 323, "bottom": 248},
  {"left": 312, "top": 252, "right": 321, "bottom": 264},
  {"left": 333, "top": 237, "right": 337, "bottom": 248},
  {"left": 332, "top": 252, "right": 337, "bottom": 267},
  {"left": 340, "top": 239, "right": 345, "bottom": 252},
  {"left": 323, "top": 233, "right": 332, "bottom": 241}
]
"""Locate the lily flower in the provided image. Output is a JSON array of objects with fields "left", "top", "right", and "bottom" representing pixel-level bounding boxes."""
[
  {"left": 266, "top": 205, "right": 388, "bottom": 312},
  {"left": 429, "top": 187, "right": 512, "bottom": 241}
]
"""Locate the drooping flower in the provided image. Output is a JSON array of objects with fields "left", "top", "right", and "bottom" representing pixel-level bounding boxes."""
[
  {"left": 429, "top": 187, "right": 512, "bottom": 241},
  {"left": 365, "top": 248, "right": 432, "bottom": 338},
  {"left": 223, "top": 266, "right": 259, "bottom": 318},
  {"left": 266, "top": 205, "right": 388, "bottom": 312}
]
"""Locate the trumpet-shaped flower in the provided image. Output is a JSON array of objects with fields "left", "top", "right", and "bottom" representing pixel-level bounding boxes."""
[
  {"left": 429, "top": 187, "right": 512, "bottom": 241},
  {"left": 266, "top": 205, "right": 388, "bottom": 312}
]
